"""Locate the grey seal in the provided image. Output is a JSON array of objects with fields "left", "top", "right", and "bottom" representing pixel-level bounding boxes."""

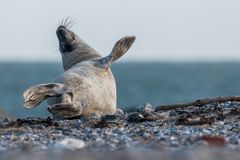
[{"left": 23, "top": 20, "right": 135, "bottom": 118}]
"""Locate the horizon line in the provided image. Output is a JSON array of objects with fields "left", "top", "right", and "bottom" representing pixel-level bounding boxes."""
[{"left": 1, "top": 59, "right": 240, "bottom": 64}]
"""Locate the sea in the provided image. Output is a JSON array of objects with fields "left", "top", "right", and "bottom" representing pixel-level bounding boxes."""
[{"left": 1, "top": 62, "right": 240, "bottom": 118}]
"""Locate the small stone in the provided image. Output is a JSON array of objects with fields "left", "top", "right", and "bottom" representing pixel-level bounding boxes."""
[
  {"left": 153, "top": 127, "right": 160, "bottom": 133},
  {"left": 88, "top": 113, "right": 101, "bottom": 119},
  {"left": 136, "top": 102, "right": 154, "bottom": 113},
  {"left": 54, "top": 138, "right": 86, "bottom": 150},
  {"left": 80, "top": 113, "right": 101, "bottom": 122},
  {"left": 169, "top": 110, "right": 178, "bottom": 117},
  {"left": 170, "top": 136, "right": 176, "bottom": 141},
  {"left": 95, "top": 137, "right": 105, "bottom": 145},
  {"left": 116, "top": 108, "right": 125, "bottom": 118},
  {"left": 2, "top": 118, "right": 10, "bottom": 123},
  {"left": 229, "top": 137, "right": 238, "bottom": 145},
  {"left": 143, "top": 132, "right": 150, "bottom": 138},
  {"left": 128, "top": 112, "right": 145, "bottom": 122},
  {"left": 31, "top": 125, "right": 46, "bottom": 130},
  {"left": 102, "top": 115, "right": 117, "bottom": 122},
  {"left": 170, "top": 141, "right": 180, "bottom": 147},
  {"left": 73, "top": 123, "right": 82, "bottom": 129}
]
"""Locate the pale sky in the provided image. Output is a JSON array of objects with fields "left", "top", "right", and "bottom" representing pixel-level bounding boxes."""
[{"left": 0, "top": 0, "right": 240, "bottom": 62}]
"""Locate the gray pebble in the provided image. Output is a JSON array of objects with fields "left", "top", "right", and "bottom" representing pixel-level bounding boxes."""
[{"left": 136, "top": 103, "right": 154, "bottom": 113}]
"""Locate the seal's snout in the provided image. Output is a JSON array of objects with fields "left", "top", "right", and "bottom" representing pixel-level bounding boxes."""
[
  {"left": 57, "top": 28, "right": 65, "bottom": 36},
  {"left": 57, "top": 26, "right": 67, "bottom": 34},
  {"left": 56, "top": 25, "right": 80, "bottom": 54},
  {"left": 57, "top": 26, "right": 70, "bottom": 42}
]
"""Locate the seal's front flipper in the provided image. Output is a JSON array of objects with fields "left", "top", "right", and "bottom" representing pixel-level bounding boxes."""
[
  {"left": 23, "top": 83, "right": 71, "bottom": 109},
  {"left": 95, "top": 36, "right": 135, "bottom": 69}
]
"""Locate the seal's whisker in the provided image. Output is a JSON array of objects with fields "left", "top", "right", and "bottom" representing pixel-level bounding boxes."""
[
  {"left": 67, "top": 23, "right": 74, "bottom": 29},
  {"left": 58, "top": 17, "right": 77, "bottom": 29},
  {"left": 68, "top": 22, "right": 76, "bottom": 29},
  {"left": 66, "top": 21, "right": 74, "bottom": 29},
  {"left": 65, "top": 16, "right": 72, "bottom": 27},
  {"left": 65, "top": 22, "right": 71, "bottom": 28},
  {"left": 62, "top": 17, "right": 67, "bottom": 26},
  {"left": 66, "top": 17, "right": 77, "bottom": 29},
  {"left": 63, "top": 17, "right": 69, "bottom": 26}
]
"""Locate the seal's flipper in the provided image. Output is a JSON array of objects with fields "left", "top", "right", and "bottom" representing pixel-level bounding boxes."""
[
  {"left": 23, "top": 83, "right": 71, "bottom": 109},
  {"left": 95, "top": 36, "right": 135, "bottom": 69},
  {"left": 47, "top": 103, "right": 81, "bottom": 119}
]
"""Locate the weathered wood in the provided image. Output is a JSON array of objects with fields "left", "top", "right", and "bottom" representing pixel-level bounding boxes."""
[{"left": 155, "top": 96, "right": 240, "bottom": 111}]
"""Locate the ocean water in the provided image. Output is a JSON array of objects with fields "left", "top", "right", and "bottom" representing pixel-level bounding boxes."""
[{"left": 1, "top": 62, "right": 240, "bottom": 118}]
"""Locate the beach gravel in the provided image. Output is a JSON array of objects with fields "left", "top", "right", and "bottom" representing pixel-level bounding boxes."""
[{"left": 1, "top": 101, "right": 240, "bottom": 159}]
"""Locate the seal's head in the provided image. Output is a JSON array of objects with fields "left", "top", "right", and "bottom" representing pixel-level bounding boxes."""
[
  {"left": 56, "top": 25, "right": 80, "bottom": 54},
  {"left": 56, "top": 18, "right": 101, "bottom": 70}
]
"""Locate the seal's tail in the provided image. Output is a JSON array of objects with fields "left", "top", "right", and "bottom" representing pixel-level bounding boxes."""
[
  {"left": 95, "top": 36, "right": 135, "bottom": 69},
  {"left": 23, "top": 83, "right": 71, "bottom": 109}
]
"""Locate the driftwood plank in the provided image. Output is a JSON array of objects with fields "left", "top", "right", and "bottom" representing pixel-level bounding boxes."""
[{"left": 155, "top": 96, "right": 240, "bottom": 111}]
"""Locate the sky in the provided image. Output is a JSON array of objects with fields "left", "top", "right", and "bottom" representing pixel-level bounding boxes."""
[{"left": 0, "top": 0, "right": 240, "bottom": 62}]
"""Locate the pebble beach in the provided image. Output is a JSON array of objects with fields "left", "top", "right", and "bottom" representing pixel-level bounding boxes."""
[{"left": 1, "top": 101, "right": 240, "bottom": 159}]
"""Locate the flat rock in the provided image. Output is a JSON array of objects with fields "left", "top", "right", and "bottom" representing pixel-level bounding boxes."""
[{"left": 54, "top": 138, "right": 86, "bottom": 150}]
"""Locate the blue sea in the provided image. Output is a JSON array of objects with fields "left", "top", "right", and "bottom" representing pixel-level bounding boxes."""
[{"left": 1, "top": 62, "right": 240, "bottom": 118}]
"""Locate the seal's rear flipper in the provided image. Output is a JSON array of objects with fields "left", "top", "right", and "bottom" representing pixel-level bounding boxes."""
[
  {"left": 23, "top": 83, "right": 71, "bottom": 109},
  {"left": 95, "top": 36, "right": 135, "bottom": 69},
  {"left": 47, "top": 103, "right": 81, "bottom": 119}
]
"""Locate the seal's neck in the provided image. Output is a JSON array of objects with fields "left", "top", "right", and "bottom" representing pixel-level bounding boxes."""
[{"left": 61, "top": 39, "right": 101, "bottom": 70}]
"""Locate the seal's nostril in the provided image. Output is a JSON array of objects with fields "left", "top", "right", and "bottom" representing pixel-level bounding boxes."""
[
  {"left": 57, "top": 28, "right": 64, "bottom": 34},
  {"left": 57, "top": 26, "right": 67, "bottom": 35},
  {"left": 57, "top": 28, "right": 69, "bottom": 41},
  {"left": 58, "top": 30, "right": 64, "bottom": 35}
]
